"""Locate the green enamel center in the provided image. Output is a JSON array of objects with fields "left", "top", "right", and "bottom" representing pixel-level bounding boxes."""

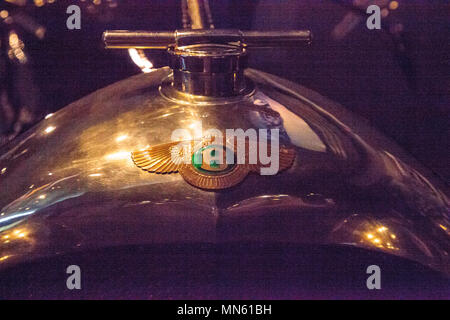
[{"left": 192, "top": 145, "right": 234, "bottom": 174}]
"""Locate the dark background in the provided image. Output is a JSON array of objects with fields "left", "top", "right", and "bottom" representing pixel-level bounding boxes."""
[{"left": 1, "top": 0, "right": 449, "bottom": 182}]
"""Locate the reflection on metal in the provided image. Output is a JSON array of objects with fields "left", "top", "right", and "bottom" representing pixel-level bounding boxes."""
[
  {"left": 0, "top": 255, "right": 10, "bottom": 262},
  {"left": 128, "top": 48, "right": 154, "bottom": 73},
  {"left": 252, "top": 91, "right": 326, "bottom": 153},
  {"left": 44, "top": 126, "right": 55, "bottom": 134},
  {"left": 7, "top": 31, "right": 27, "bottom": 64},
  {"left": 186, "top": 0, "right": 206, "bottom": 29}
]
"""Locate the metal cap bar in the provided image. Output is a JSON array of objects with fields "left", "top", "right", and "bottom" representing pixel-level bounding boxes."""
[
  {"left": 102, "top": 31, "right": 175, "bottom": 49},
  {"left": 103, "top": 30, "right": 312, "bottom": 49}
]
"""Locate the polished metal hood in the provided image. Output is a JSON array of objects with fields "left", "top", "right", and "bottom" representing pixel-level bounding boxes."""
[{"left": 0, "top": 27, "right": 448, "bottom": 298}]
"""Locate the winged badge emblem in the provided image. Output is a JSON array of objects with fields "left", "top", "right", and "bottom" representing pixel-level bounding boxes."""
[{"left": 131, "top": 137, "right": 295, "bottom": 190}]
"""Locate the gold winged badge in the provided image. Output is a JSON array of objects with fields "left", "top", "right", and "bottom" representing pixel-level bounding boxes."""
[{"left": 131, "top": 137, "right": 295, "bottom": 190}]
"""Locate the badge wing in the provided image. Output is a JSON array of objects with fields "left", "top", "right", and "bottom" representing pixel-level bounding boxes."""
[{"left": 131, "top": 141, "right": 194, "bottom": 174}]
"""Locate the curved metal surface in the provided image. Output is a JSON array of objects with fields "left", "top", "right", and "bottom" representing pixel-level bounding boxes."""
[{"left": 0, "top": 67, "right": 448, "bottom": 277}]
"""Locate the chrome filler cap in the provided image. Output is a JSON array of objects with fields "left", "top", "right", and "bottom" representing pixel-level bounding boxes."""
[{"left": 102, "top": 29, "right": 312, "bottom": 97}]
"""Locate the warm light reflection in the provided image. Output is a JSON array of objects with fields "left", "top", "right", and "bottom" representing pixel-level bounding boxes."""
[
  {"left": 8, "top": 31, "right": 27, "bottom": 64},
  {"left": 128, "top": 48, "right": 154, "bottom": 73},
  {"left": 116, "top": 135, "right": 128, "bottom": 142},
  {"left": 89, "top": 173, "right": 102, "bottom": 177},
  {"left": 44, "top": 126, "right": 55, "bottom": 134},
  {"left": 2, "top": 228, "right": 29, "bottom": 244},
  {"left": 188, "top": 122, "right": 200, "bottom": 130},
  {"left": 45, "top": 113, "right": 54, "bottom": 119},
  {"left": 439, "top": 224, "right": 449, "bottom": 236},
  {"left": 363, "top": 224, "right": 398, "bottom": 250},
  {"left": 105, "top": 151, "right": 130, "bottom": 161},
  {"left": 1, "top": 168, "right": 6, "bottom": 175},
  {"left": 0, "top": 255, "right": 10, "bottom": 262},
  {"left": 389, "top": 1, "right": 399, "bottom": 10}
]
